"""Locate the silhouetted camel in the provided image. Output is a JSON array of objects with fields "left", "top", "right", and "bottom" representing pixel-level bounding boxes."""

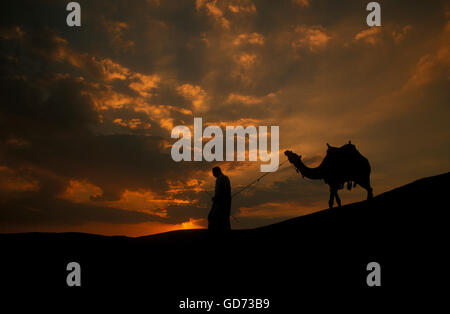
[{"left": 285, "top": 142, "right": 373, "bottom": 208}]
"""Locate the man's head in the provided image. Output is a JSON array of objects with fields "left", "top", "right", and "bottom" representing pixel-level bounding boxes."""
[{"left": 212, "top": 166, "right": 222, "bottom": 178}]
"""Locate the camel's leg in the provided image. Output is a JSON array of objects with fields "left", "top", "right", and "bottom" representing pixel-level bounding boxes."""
[
  {"left": 329, "top": 187, "right": 341, "bottom": 208},
  {"left": 358, "top": 178, "right": 373, "bottom": 200}
]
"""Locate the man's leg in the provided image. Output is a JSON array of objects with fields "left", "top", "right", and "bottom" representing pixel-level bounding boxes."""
[
  {"left": 208, "top": 204, "right": 216, "bottom": 231},
  {"left": 335, "top": 191, "right": 341, "bottom": 207}
]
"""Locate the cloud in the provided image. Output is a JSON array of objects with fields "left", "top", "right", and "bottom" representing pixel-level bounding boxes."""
[
  {"left": 392, "top": 25, "right": 413, "bottom": 44},
  {"left": 103, "top": 20, "right": 135, "bottom": 52},
  {"left": 403, "top": 22, "right": 449, "bottom": 89},
  {"left": 128, "top": 73, "right": 161, "bottom": 97},
  {"left": 226, "top": 92, "right": 276, "bottom": 106},
  {"left": 0, "top": 166, "right": 39, "bottom": 194},
  {"left": 92, "top": 88, "right": 136, "bottom": 110},
  {"left": 0, "top": 191, "right": 165, "bottom": 226},
  {"left": 236, "top": 53, "right": 257, "bottom": 67},
  {"left": 405, "top": 48, "right": 450, "bottom": 88},
  {"left": 198, "top": 0, "right": 230, "bottom": 30},
  {"left": 20, "top": 29, "right": 105, "bottom": 80},
  {"left": 176, "top": 83, "right": 208, "bottom": 112},
  {"left": 101, "top": 59, "right": 131, "bottom": 81},
  {"left": 228, "top": 2, "right": 256, "bottom": 14},
  {"left": 353, "top": 27, "right": 382, "bottom": 46},
  {"left": 226, "top": 93, "right": 262, "bottom": 105},
  {"left": 233, "top": 33, "right": 265, "bottom": 46},
  {"left": 113, "top": 118, "right": 151, "bottom": 130},
  {"left": 291, "top": 25, "right": 331, "bottom": 51}
]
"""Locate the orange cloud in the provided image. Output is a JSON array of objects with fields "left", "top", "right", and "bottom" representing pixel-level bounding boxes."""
[
  {"left": 60, "top": 180, "right": 200, "bottom": 219},
  {"left": 133, "top": 103, "right": 192, "bottom": 130},
  {"left": 113, "top": 118, "right": 151, "bottom": 129},
  {"left": 226, "top": 92, "right": 277, "bottom": 106},
  {"left": 91, "top": 88, "right": 135, "bottom": 110},
  {"left": 103, "top": 20, "right": 135, "bottom": 52},
  {"left": 292, "top": 25, "right": 331, "bottom": 51},
  {"left": 177, "top": 83, "right": 208, "bottom": 112},
  {"left": 392, "top": 25, "right": 413, "bottom": 44},
  {"left": 100, "top": 59, "right": 161, "bottom": 98},
  {"left": 402, "top": 20, "right": 449, "bottom": 89},
  {"left": 353, "top": 27, "right": 382, "bottom": 46},
  {"left": 128, "top": 73, "right": 160, "bottom": 97},
  {"left": 236, "top": 53, "right": 257, "bottom": 67},
  {"left": 226, "top": 93, "right": 262, "bottom": 105},
  {"left": 204, "top": 118, "right": 263, "bottom": 128},
  {"left": 101, "top": 58, "right": 131, "bottom": 81},
  {"left": 166, "top": 178, "right": 207, "bottom": 194},
  {"left": 228, "top": 2, "right": 256, "bottom": 14},
  {"left": 233, "top": 32, "right": 265, "bottom": 45},
  {"left": 60, "top": 180, "right": 103, "bottom": 203},
  {"left": 198, "top": 0, "right": 230, "bottom": 30},
  {"left": 405, "top": 47, "right": 450, "bottom": 88},
  {"left": 0, "top": 166, "right": 39, "bottom": 192}
]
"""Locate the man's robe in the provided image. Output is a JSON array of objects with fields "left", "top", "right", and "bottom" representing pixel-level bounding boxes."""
[{"left": 208, "top": 174, "right": 231, "bottom": 231}]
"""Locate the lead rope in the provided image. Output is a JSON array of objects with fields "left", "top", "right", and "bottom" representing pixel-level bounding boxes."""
[
  {"left": 204, "top": 158, "right": 291, "bottom": 224},
  {"left": 231, "top": 159, "right": 289, "bottom": 199}
]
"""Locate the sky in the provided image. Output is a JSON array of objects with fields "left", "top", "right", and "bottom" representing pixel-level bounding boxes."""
[{"left": 0, "top": 0, "right": 449, "bottom": 236}]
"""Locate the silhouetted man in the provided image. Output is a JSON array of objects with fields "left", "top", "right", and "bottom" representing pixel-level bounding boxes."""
[{"left": 208, "top": 166, "right": 231, "bottom": 232}]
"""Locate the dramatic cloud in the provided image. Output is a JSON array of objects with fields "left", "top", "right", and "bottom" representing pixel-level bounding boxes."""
[
  {"left": 102, "top": 20, "right": 135, "bottom": 52},
  {"left": 177, "top": 83, "right": 209, "bottom": 112},
  {"left": 353, "top": 27, "right": 382, "bottom": 45},
  {"left": 292, "top": 25, "right": 331, "bottom": 51},
  {"left": 233, "top": 32, "right": 265, "bottom": 46}
]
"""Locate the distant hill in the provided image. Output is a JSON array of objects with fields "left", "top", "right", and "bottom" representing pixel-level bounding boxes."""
[{"left": 1, "top": 172, "right": 448, "bottom": 311}]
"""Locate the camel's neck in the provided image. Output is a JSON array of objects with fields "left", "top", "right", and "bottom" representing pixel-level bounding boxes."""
[{"left": 294, "top": 158, "right": 323, "bottom": 180}]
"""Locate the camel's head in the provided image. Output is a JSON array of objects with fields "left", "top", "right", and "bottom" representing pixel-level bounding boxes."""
[{"left": 284, "top": 150, "right": 301, "bottom": 163}]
